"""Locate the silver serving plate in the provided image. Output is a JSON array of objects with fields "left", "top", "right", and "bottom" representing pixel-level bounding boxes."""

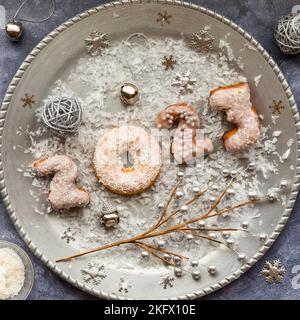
[{"left": 1, "top": 1, "right": 299, "bottom": 300}]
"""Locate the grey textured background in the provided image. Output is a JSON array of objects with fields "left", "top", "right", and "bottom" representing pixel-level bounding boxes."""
[{"left": 0, "top": 0, "right": 300, "bottom": 300}]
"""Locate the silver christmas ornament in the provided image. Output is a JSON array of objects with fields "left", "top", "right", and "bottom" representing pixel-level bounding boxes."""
[
  {"left": 174, "top": 267, "right": 183, "bottom": 277},
  {"left": 248, "top": 162, "right": 255, "bottom": 171},
  {"left": 209, "top": 196, "right": 216, "bottom": 203},
  {"left": 187, "top": 234, "right": 194, "bottom": 241},
  {"left": 238, "top": 254, "right": 247, "bottom": 263},
  {"left": 163, "top": 254, "right": 172, "bottom": 262},
  {"left": 99, "top": 201, "right": 120, "bottom": 228},
  {"left": 221, "top": 231, "right": 230, "bottom": 239},
  {"left": 5, "top": 20, "right": 23, "bottom": 41},
  {"left": 190, "top": 260, "right": 199, "bottom": 267},
  {"left": 230, "top": 170, "right": 238, "bottom": 178},
  {"left": 5, "top": 0, "right": 55, "bottom": 42},
  {"left": 41, "top": 97, "right": 82, "bottom": 134},
  {"left": 241, "top": 221, "right": 249, "bottom": 229},
  {"left": 177, "top": 171, "right": 184, "bottom": 178},
  {"left": 157, "top": 240, "right": 165, "bottom": 249},
  {"left": 175, "top": 191, "right": 184, "bottom": 199},
  {"left": 158, "top": 203, "right": 164, "bottom": 210},
  {"left": 222, "top": 168, "right": 229, "bottom": 177},
  {"left": 259, "top": 233, "right": 267, "bottom": 242},
  {"left": 275, "top": 14, "right": 300, "bottom": 55},
  {"left": 141, "top": 251, "right": 149, "bottom": 259},
  {"left": 280, "top": 180, "right": 289, "bottom": 189},
  {"left": 248, "top": 191, "right": 257, "bottom": 200},
  {"left": 226, "top": 239, "right": 234, "bottom": 248},
  {"left": 211, "top": 184, "right": 218, "bottom": 191},
  {"left": 198, "top": 221, "right": 206, "bottom": 230},
  {"left": 192, "top": 270, "right": 201, "bottom": 280},
  {"left": 209, "top": 232, "right": 217, "bottom": 240},
  {"left": 208, "top": 266, "right": 217, "bottom": 275},
  {"left": 120, "top": 83, "right": 139, "bottom": 105},
  {"left": 173, "top": 256, "right": 182, "bottom": 266},
  {"left": 227, "top": 188, "right": 235, "bottom": 196},
  {"left": 192, "top": 186, "right": 200, "bottom": 194},
  {"left": 180, "top": 205, "right": 188, "bottom": 213},
  {"left": 267, "top": 192, "right": 277, "bottom": 202}
]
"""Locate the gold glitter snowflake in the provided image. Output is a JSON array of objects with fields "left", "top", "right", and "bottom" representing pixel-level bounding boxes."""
[
  {"left": 156, "top": 11, "right": 172, "bottom": 26},
  {"left": 81, "top": 263, "right": 106, "bottom": 285},
  {"left": 21, "top": 93, "right": 35, "bottom": 108},
  {"left": 162, "top": 55, "right": 177, "bottom": 71},
  {"left": 85, "top": 31, "right": 110, "bottom": 56},
  {"left": 269, "top": 100, "right": 285, "bottom": 115},
  {"left": 190, "top": 30, "right": 215, "bottom": 52},
  {"left": 261, "top": 260, "right": 286, "bottom": 284}
]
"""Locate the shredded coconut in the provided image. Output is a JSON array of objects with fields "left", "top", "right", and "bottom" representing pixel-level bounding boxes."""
[
  {"left": 0, "top": 248, "right": 25, "bottom": 300},
  {"left": 16, "top": 37, "right": 288, "bottom": 268}
]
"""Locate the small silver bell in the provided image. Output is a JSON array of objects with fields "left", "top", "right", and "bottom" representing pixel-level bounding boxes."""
[
  {"left": 5, "top": 20, "right": 23, "bottom": 41},
  {"left": 99, "top": 201, "right": 119, "bottom": 227},
  {"left": 120, "top": 83, "right": 139, "bottom": 105}
]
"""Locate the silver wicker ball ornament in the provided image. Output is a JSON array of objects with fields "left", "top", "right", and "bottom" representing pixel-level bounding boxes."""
[
  {"left": 274, "top": 14, "right": 300, "bottom": 55},
  {"left": 41, "top": 97, "right": 82, "bottom": 134}
]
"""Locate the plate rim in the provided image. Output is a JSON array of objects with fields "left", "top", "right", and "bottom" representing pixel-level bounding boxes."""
[{"left": 1, "top": 0, "right": 300, "bottom": 300}]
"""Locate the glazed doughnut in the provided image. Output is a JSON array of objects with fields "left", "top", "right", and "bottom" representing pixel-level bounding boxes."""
[
  {"left": 34, "top": 155, "right": 90, "bottom": 210},
  {"left": 209, "top": 82, "right": 260, "bottom": 152},
  {"left": 156, "top": 103, "right": 213, "bottom": 164},
  {"left": 93, "top": 126, "right": 162, "bottom": 195}
]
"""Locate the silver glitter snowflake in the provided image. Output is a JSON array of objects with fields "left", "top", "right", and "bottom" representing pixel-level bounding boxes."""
[
  {"left": 81, "top": 263, "right": 106, "bottom": 285},
  {"left": 160, "top": 275, "right": 175, "bottom": 289},
  {"left": 190, "top": 30, "right": 214, "bottom": 52},
  {"left": 261, "top": 260, "right": 286, "bottom": 284},
  {"left": 118, "top": 277, "right": 132, "bottom": 294},
  {"left": 85, "top": 31, "right": 110, "bottom": 56},
  {"left": 61, "top": 227, "right": 75, "bottom": 243},
  {"left": 172, "top": 71, "right": 196, "bottom": 95}
]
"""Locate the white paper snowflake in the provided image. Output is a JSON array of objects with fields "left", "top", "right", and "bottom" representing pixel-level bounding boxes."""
[
  {"left": 261, "top": 260, "right": 286, "bottom": 284},
  {"left": 190, "top": 30, "right": 214, "bottom": 52},
  {"left": 85, "top": 31, "right": 110, "bottom": 56},
  {"left": 81, "top": 262, "right": 106, "bottom": 285},
  {"left": 172, "top": 71, "right": 196, "bottom": 95}
]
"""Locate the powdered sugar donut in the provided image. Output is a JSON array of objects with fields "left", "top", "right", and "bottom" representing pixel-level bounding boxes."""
[
  {"left": 34, "top": 155, "right": 90, "bottom": 210},
  {"left": 94, "top": 126, "right": 162, "bottom": 195},
  {"left": 209, "top": 83, "right": 260, "bottom": 152},
  {"left": 156, "top": 103, "right": 213, "bottom": 164}
]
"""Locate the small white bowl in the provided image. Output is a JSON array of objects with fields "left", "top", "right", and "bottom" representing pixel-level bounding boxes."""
[{"left": 0, "top": 240, "right": 34, "bottom": 300}]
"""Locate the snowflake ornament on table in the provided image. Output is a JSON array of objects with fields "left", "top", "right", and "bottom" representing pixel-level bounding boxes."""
[
  {"left": 156, "top": 11, "right": 172, "bottom": 26},
  {"left": 61, "top": 227, "right": 75, "bottom": 243},
  {"left": 261, "top": 260, "right": 286, "bottom": 284},
  {"left": 162, "top": 55, "right": 177, "bottom": 70},
  {"left": 172, "top": 71, "right": 196, "bottom": 95},
  {"left": 160, "top": 274, "right": 175, "bottom": 289},
  {"left": 21, "top": 93, "right": 35, "bottom": 108},
  {"left": 269, "top": 100, "right": 285, "bottom": 115},
  {"left": 118, "top": 277, "right": 132, "bottom": 294},
  {"left": 81, "top": 262, "right": 106, "bottom": 285},
  {"left": 190, "top": 30, "right": 215, "bottom": 53},
  {"left": 85, "top": 31, "right": 110, "bottom": 56}
]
